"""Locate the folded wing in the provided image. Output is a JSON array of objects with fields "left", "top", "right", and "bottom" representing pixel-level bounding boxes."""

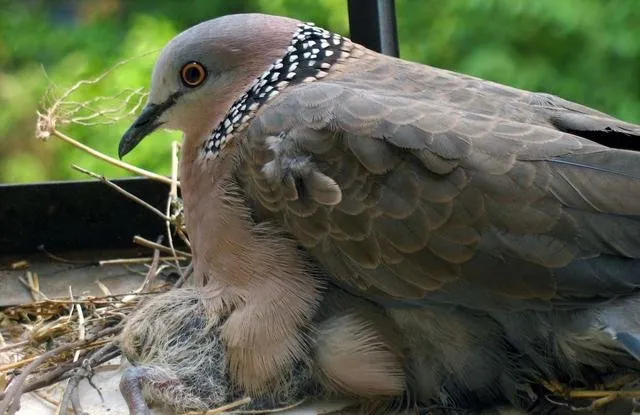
[{"left": 239, "top": 58, "right": 640, "bottom": 311}]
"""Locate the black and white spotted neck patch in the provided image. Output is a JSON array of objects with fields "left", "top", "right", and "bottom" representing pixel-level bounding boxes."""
[{"left": 202, "top": 22, "right": 347, "bottom": 159}]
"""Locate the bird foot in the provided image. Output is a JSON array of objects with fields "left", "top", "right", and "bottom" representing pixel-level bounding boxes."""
[{"left": 119, "top": 366, "right": 153, "bottom": 415}]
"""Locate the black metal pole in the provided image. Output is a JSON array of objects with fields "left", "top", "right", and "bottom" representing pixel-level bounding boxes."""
[{"left": 347, "top": 0, "right": 399, "bottom": 57}]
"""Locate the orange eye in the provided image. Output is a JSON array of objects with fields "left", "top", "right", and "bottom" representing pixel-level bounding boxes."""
[{"left": 180, "top": 62, "right": 207, "bottom": 87}]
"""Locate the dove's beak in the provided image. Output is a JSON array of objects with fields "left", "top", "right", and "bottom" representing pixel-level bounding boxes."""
[{"left": 118, "top": 93, "right": 180, "bottom": 158}]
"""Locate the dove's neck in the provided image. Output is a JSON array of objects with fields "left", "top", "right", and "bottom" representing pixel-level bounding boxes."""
[
  {"left": 179, "top": 137, "right": 241, "bottom": 286},
  {"left": 179, "top": 136, "right": 319, "bottom": 294},
  {"left": 178, "top": 133, "right": 323, "bottom": 393}
]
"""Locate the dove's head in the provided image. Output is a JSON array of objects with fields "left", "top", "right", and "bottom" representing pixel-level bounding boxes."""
[{"left": 119, "top": 13, "right": 300, "bottom": 158}]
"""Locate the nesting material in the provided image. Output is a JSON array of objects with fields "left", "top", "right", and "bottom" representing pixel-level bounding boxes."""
[{"left": 0, "top": 265, "right": 176, "bottom": 414}]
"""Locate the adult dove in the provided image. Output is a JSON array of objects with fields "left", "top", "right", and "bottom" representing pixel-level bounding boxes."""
[{"left": 119, "top": 13, "right": 640, "bottom": 413}]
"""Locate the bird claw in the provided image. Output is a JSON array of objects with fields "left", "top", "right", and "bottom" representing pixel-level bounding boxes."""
[{"left": 119, "top": 367, "right": 153, "bottom": 415}]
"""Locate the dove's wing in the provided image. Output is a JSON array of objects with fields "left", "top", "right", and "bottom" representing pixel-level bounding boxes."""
[{"left": 239, "top": 55, "right": 640, "bottom": 311}]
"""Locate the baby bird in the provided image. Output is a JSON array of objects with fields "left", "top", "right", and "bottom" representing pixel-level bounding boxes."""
[
  {"left": 119, "top": 288, "right": 315, "bottom": 414},
  {"left": 119, "top": 286, "right": 406, "bottom": 414}
]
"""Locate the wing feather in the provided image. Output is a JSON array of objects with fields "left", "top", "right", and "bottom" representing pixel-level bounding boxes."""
[{"left": 238, "top": 57, "right": 640, "bottom": 310}]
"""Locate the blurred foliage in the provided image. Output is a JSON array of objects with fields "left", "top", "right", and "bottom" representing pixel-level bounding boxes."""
[{"left": 0, "top": 0, "right": 638, "bottom": 183}]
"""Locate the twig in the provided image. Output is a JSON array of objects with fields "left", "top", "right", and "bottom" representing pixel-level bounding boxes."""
[
  {"left": 0, "top": 339, "right": 112, "bottom": 373},
  {"left": 2, "top": 293, "right": 158, "bottom": 307},
  {"left": 169, "top": 142, "right": 191, "bottom": 249},
  {"left": 181, "top": 397, "right": 252, "bottom": 415},
  {"left": 0, "top": 325, "right": 121, "bottom": 414},
  {"left": 0, "top": 341, "right": 28, "bottom": 354},
  {"left": 542, "top": 377, "right": 640, "bottom": 411},
  {"left": 0, "top": 346, "right": 120, "bottom": 402},
  {"left": 32, "top": 390, "right": 60, "bottom": 409},
  {"left": 70, "top": 386, "right": 86, "bottom": 415},
  {"left": 99, "top": 257, "right": 187, "bottom": 266},
  {"left": 17, "top": 275, "right": 46, "bottom": 302},
  {"left": 37, "top": 245, "right": 95, "bottom": 265},
  {"left": 133, "top": 235, "right": 191, "bottom": 257},
  {"left": 72, "top": 165, "right": 170, "bottom": 221},
  {"left": 56, "top": 377, "right": 79, "bottom": 415},
  {"left": 94, "top": 280, "right": 112, "bottom": 297},
  {"left": 173, "top": 263, "right": 194, "bottom": 289},
  {"left": 66, "top": 286, "right": 76, "bottom": 320},
  {"left": 40, "top": 127, "right": 174, "bottom": 186},
  {"left": 55, "top": 297, "right": 86, "bottom": 415},
  {"left": 45, "top": 51, "right": 159, "bottom": 112},
  {"left": 57, "top": 336, "right": 122, "bottom": 415},
  {"left": 169, "top": 141, "right": 179, "bottom": 207},
  {"left": 231, "top": 398, "right": 306, "bottom": 414},
  {"left": 0, "top": 356, "right": 39, "bottom": 372},
  {"left": 140, "top": 238, "right": 162, "bottom": 293},
  {"left": 19, "top": 271, "right": 47, "bottom": 302},
  {"left": 10, "top": 260, "right": 29, "bottom": 270},
  {"left": 566, "top": 390, "right": 640, "bottom": 399},
  {"left": 36, "top": 52, "right": 176, "bottom": 185},
  {"left": 76, "top": 304, "right": 86, "bottom": 354}
]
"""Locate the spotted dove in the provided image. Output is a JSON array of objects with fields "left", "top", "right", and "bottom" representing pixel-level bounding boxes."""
[{"left": 119, "top": 13, "right": 640, "bottom": 413}]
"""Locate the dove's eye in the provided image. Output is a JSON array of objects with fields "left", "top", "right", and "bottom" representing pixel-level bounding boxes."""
[{"left": 180, "top": 62, "right": 207, "bottom": 87}]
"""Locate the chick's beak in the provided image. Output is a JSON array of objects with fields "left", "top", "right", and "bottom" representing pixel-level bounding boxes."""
[{"left": 118, "top": 93, "right": 179, "bottom": 158}]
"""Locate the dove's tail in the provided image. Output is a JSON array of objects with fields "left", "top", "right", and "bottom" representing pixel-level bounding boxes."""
[
  {"left": 601, "top": 299, "right": 640, "bottom": 361},
  {"left": 609, "top": 330, "right": 640, "bottom": 361}
]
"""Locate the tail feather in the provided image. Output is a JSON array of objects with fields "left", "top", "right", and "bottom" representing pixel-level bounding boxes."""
[{"left": 606, "top": 327, "right": 640, "bottom": 361}]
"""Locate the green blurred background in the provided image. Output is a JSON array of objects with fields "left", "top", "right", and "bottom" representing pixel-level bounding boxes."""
[{"left": 1, "top": 0, "right": 638, "bottom": 184}]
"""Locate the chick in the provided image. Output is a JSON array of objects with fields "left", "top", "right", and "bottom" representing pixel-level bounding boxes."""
[
  {"left": 119, "top": 286, "right": 405, "bottom": 414},
  {"left": 119, "top": 288, "right": 319, "bottom": 414}
]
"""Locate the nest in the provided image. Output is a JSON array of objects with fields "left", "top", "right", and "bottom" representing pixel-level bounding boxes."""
[{"left": 0, "top": 271, "right": 172, "bottom": 413}]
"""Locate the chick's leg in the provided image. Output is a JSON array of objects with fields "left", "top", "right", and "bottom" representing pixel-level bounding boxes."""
[{"left": 119, "top": 367, "right": 153, "bottom": 415}]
